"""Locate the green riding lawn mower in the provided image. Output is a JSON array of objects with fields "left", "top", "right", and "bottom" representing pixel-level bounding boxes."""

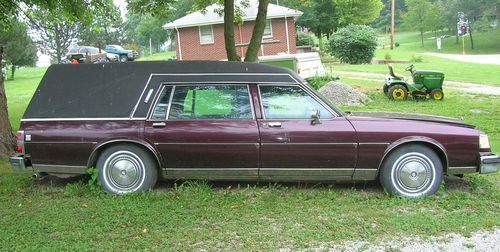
[{"left": 383, "top": 64, "right": 445, "bottom": 101}]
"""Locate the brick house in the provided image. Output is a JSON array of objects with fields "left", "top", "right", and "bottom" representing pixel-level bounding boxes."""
[{"left": 163, "top": 0, "right": 303, "bottom": 61}]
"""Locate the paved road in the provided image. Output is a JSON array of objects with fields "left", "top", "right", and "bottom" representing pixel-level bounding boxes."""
[
  {"left": 422, "top": 53, "right": 500, "bottom": 65},
  {"left": 335, "top": 71, "right": 500, "bottom": 95}
]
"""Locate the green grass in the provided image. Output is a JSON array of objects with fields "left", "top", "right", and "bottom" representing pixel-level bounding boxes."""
[
  {"left": 1, "top": 67, "right": 499, "bottom": 250},
  {"left": 137, "top": 51, "right": 176, "bottom": 61}
]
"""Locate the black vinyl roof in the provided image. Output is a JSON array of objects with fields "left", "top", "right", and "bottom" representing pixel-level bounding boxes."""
[{"left": 22, "top": 61, "right": 301, "bottom": 120}]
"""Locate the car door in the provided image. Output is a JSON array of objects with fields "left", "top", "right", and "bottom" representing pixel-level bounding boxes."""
[
  {"left": 256, "top": 84, "right": 357, "bottom": 181},
  {"left": 144, "top": 84, "right": 260, "bottom": 180}
]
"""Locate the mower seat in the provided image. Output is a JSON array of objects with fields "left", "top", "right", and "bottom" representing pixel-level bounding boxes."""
[{"left": 388, "top": 64, "right": 405, "bottom": 80}]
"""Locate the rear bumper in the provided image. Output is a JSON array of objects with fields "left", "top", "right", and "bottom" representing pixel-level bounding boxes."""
[
  {"left": 9, "top": 154, "right": 32, "bottom": 172},
  {"left": 480, "top": 155, "right": 500, "bottom": 174}
]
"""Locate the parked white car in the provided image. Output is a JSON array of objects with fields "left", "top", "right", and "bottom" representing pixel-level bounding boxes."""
[
  {"left": 258, "top": 52, "right": 326, "bottom": 79},
  {"left": 106, "top": 52, "right": 119, "bottom": 62}
]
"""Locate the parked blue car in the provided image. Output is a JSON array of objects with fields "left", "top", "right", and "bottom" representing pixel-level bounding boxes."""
[{"left": 104, "top": 45, "right": 139, "bottom": 62}]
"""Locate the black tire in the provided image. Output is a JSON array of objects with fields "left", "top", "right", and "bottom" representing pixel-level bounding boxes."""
[
  {"left": 120, "top": 55, "right": 128, "bottom": 62},
  {"left": 379, "top": 144, "right": 443, "bottom": 197},
  {"left": 96, "top": 144, "right": 158, "bottom": 194},
  {"left": 430, "top": 88, "right": 444, "bottom": 101},
  {"left": 388, "top": 84, "right": 408, "bottom": 100},
  {"left": 383, "top": 84, "right": 389, "bottom": 94}
]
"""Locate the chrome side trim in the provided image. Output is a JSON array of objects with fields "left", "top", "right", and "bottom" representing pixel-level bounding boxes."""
[
  {"left": 32, "top": 164, "right": 87, "bottom": 174},
  {"left": 163, "top": 168, "right": 259, "bottom": 178},
  {"left": 21, "top": 118, "right": 147, "bottom": 122},
  {"left": 155, "top": 142, "right": 258, "bottom": 146},
  {"left": 27, "top": 141, "right": 98, "bottom": 144},
  {"left": 352, "top": 169, "right": 378, "bottom": 180},
  {"left": 143, "top": 89, "right": 154, "bottom": 103},
  {"left": 261, "top": 142, "right": 357, "bottom": 146},
  {"left": 260, "top": 168, "right": 354, "bottom": 177},
  {"left": 447, "top": 166, "right": 477, "bottom": 175},
  {"left": 358, "top": 142, "right": 390, "bottom": 146}
]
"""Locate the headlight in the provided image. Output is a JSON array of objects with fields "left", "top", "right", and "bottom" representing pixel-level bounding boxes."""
[{"left": 479, "top": 134, "right": 490, "bottom": 149}]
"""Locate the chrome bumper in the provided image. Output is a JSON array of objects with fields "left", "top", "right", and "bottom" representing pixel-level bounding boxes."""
[
  {"left": 9, "top": 155, "right": 32, "bottom": 172},
  {"left": 480, "top": 155, "right": 500, "bottom": 174}
]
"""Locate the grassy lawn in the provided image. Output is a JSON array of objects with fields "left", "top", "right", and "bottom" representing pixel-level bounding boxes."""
[
  {"left": 1, "top": 67, "right": 499, "bottom": 250},
  {"left": 137, "top": 51, "right": 176, "bottom": 61},
  {"left": 332, "top": 29, "right": 500, "bottom": 86}
]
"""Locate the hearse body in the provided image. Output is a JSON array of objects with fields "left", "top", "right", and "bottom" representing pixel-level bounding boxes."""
[{"left": 10, "top": 61, "right": 499, "bottom": 196}]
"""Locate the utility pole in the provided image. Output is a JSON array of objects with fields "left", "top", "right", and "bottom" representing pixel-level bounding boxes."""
[{"left": 390, "top": 0, "right": 395, "bottom": 50}]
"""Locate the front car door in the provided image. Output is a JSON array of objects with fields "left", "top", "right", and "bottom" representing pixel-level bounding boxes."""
[
  {"left": 144, "top": 84, "right": 260, "bottom": 180},
  {"left": 256, "top": 84, "right": 358, "bottom": 181}
]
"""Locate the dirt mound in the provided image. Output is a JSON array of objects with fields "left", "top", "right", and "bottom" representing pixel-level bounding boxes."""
[{"left": 319, "top": 82, "right": 371, "bottom": 106}]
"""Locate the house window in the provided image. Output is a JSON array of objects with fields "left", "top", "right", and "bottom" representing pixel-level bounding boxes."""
[
  {"left": 263, "top": 20, "right": 273, "bottom": 38},
  {"left": 199, "top": 25, "right": 214, "bottom": 44}
]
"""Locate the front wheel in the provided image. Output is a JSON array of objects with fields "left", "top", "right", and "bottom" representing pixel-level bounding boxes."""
[
  {"left": 120, "top": 55, "right": 128, "bottom": 62},
  {"left": 430, "top": 89, "right": 444, "bottom": 100},
  {"left": 97, "top": 144, "right": 158, "bottom": 194},
  {"left": 379, "top": 144, "right": 443, "bottom": 197}
]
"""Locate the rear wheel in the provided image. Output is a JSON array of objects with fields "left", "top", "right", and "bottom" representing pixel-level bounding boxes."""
[
  {"left": 388, "top": 84, "right": 408, "bottom": 100},
  {"left": 430, "top": 89, "right": 444, "bottom": 100},
  {"left": 379, "top": 144, "right": 443, "bottom": 197},
  {"left": 97, "top": 144, "right": 158, "bottom": 194},
  {"left": 383, "top": 84, "right": 389, "bottom": 94}
]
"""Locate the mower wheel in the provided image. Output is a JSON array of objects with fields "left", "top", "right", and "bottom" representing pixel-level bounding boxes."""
[
  {"left": 430, "top": 89, "right": 444, "bottom": 101},
  {"left": 388, "top": 84, "right": 408, "bottom": 100},
  {"left": 383, "top": 85, "right": 389, "bottom": 94}
]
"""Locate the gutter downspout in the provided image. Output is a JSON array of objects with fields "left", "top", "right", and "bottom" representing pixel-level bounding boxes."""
[
  {"left": 239, "top": 24, "right": 244, "bottom": 57},
  {"left": 175, "top": 26, "right": 182, "bottom": 60},
  {"left": 284, "top": 13, "right": 290, "bottom": 54}
]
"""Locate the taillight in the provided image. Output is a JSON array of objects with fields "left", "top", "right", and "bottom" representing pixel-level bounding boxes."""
[{"left": 16, "top": 131, "right": 24, "bottom": 154}]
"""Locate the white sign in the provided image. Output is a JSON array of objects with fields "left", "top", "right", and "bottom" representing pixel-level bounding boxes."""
[{"left": 436, "top": 37, "right": 442, "bottom": 50}]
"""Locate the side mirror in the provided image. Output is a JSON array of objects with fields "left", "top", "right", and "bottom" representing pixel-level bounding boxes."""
[{"left": 311, "top": 109, "right": 321, "bottom": 125}]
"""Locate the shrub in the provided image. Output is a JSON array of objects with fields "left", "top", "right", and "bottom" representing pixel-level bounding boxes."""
[
  {"left": 307, "top": 75, "right": 337, "bottom": 90},
  {"left": 327, "top": 24, "right": 377, "bottom": 64},
  {"left": 395, "top": 42, "right": 400, "bottom": 47},
  {"left": 297, "top": 33, "right": 315, "bottom": 46},
  {"left": 385, "top": 53, "right": 392, "bottom": 60}
]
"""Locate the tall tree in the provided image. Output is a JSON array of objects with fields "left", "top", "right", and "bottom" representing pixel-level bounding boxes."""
[
  {"left": 26, "top": 7, "right": 79, "bottom": 63},
  {"left": 78, "top": 0, "right": 124, "bottom": 47},
  {"left": 403, "top": 0, "right": 441, "bottom": 47},
  {"left": 0, "top": 0, "right": 105, "bottom": 157},
  {"left": 0, "top": 19, "right": 37, "bottom": 80}
]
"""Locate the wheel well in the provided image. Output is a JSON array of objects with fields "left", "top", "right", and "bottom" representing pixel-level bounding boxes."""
[
  {"left": 87, "top": 141, "right": 161, "bottom": 170},
  {"left": 390, "top": 82, "right": 409, "bottom": 91},
  {"left": 377, "top": 141, "right": 448, "bottom": 177}
]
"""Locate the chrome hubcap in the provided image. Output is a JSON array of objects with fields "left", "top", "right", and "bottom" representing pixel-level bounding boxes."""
[
  {"left": 392, "top": 152, "right": 435, "bottom": 194},
  {"left": 103, "top": 151, "right": 145, "bottom": 192}
]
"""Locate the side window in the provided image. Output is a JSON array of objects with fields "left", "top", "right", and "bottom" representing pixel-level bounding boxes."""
[
  {"left": 169, "top": 85, "right": 252, "bottom": 120},
  {"left": 199, "top": 25, "right": 214, "bottom": 44},
  {"left": 263, "top": 19, "right": 272, "bottom": 38},
  {"left": 151, "top": 86, "right": 173, "bottom": 120},
  {"left": 259, "top": 85, "right": 334, "bottom": 119}
]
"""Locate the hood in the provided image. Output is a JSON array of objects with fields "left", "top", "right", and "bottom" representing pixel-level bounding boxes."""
[{"left": 350, "top": 112, "right": 475, "bottom": 128}]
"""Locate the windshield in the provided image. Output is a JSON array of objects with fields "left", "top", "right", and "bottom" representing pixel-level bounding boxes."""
[{"left": 113, "top": 45, "right": 124, "bottom": 50}]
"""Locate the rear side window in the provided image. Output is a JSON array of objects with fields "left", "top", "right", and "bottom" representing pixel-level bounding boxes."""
[
  {"left": 151, "top": 86, "right": 173, "bottom": 120},
  {"left": 259, "top": 85, "right": 334, "bottom": 119},
  {"left": 169, "top": 85, "right": 252, "bottom": 120}
]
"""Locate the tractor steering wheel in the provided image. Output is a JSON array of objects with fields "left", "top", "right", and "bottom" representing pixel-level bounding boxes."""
[{"left": 405, "top": 64, "right": 415, "bottom": 72}]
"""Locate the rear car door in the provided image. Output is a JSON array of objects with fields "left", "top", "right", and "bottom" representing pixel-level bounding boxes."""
[
  {"left": 144, "top": 84, "right": 260, "bottom": 180},
  {"left": 257, "top": 84, "right": 357, "bottom": 181}
]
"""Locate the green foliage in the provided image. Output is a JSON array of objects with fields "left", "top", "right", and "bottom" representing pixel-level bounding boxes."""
[
  {"left": 282, "top": 0, "right": 383, "bottom": 38},
  {"left": 307, "top": 75, "right": 336, "bottom": 90},
  {"left": 384, "top": 53, "right": 392, "bottom": 60},
  {"left": 403, "top": 0, "right": 442, "bottom": 47},
  {"left": 328, "top": 24, "right": 378, "bottom": 64},
  {"left": 134, "top": 14, "right": 168, "bottom": 54},
  {"left": 296, "top": 33, "right": 315, "bottom": 47},
  {"left": 86, "top": 167, "right": 101, "bottom": 192},
  {"left": 78, "top": 0, "right": 124, "bottom": 46},
  {"left": 0, "top": 19, "right": 37, "bottom": 80},
  {"left": 409, "top": 54, "right": 423, "bottom": 63}
]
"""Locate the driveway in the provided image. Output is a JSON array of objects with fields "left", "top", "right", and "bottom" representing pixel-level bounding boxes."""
[{"left": 422, "top": 53, "right": 500, "bottom": 65}]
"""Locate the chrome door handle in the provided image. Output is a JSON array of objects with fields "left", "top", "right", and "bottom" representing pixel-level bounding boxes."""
[
  {"left": 267, "top": 122, "right": 282, "bottom": 128},
  {"left": 152, "top": 122, "right": 166, "bottom": 128}
]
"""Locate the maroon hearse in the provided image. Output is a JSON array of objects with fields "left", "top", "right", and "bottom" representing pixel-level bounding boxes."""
[{"left": 10, "top": 61, "right": 499, "bottom": 197}]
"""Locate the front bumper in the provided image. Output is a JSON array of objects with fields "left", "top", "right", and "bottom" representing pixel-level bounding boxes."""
[
  {"left": 9, "top": 154, "right": 31, "bottom": 172},
  {"left": 480, "top": 155, "right": 500, "bottom": 174}
]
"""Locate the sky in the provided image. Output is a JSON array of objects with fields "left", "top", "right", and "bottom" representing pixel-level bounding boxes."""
[{"left": 113, "top": 0, "right": 128, "bottom": 19}]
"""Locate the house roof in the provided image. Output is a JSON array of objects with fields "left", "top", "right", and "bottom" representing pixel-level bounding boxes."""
[{"left": 163, "top": 0, "right": 303, "bottom": 29}]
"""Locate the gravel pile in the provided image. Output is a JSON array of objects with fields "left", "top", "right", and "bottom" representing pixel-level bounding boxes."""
[{"left": 318, "top": 81, "right": 371, "bottom": 106}]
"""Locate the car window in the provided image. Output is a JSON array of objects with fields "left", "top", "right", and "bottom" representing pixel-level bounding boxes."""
[
  {"left": 259, "top": 85, "right": 334, "bottom": 119},
  {"left": 69, "top": 48, "right": 78, "bottom": 54},
  {"left": 151, "top": 86, "right": 173, "bottom": 120},
  {"left": 169, "top": 85, "right": 252, "bottom": 120},
  {"left": 89, "top": 47, "right": 99, "bottom": 54}
]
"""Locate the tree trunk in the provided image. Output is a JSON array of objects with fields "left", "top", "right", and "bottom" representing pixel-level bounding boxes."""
[
  {"left": 244, "top": 0, "right": 269, "bottom": 62},
  {"left": 10, "top": 65, "right": 16, "bottom": 80},
  {"left": 224, "top": 0, "right": 240, "bottom": 61},
  {"left": 469, "top": 27, "right": 474, "bottom": 49},
  {"left": 420, "top": 30, "right": 424, "bottom": 47},
  {"left": 0, "top": 47, "right": 16, "bottom": 158}
]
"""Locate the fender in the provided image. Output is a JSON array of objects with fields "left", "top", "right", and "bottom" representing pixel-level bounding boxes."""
[
  {"left": 87, "top": 138, "right": 163, "bottom": 169},
  {"left": 377, "top": 136, "right": 449, "bottom": 174}
]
